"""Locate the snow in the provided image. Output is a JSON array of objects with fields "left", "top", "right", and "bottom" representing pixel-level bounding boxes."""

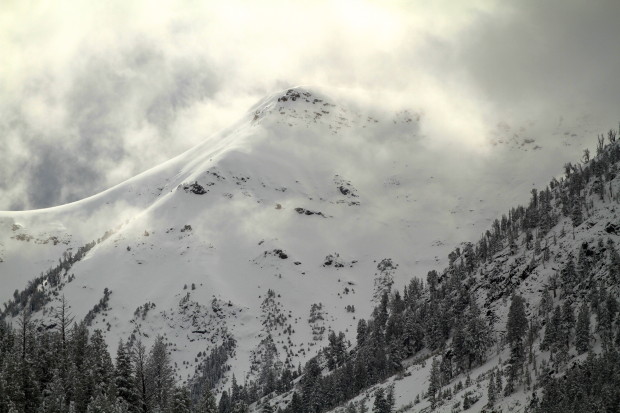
[{"left": 0, "top": 86, "right": 601, "bottom": 393}]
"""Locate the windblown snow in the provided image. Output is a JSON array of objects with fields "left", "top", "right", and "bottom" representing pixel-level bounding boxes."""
[{"left": 0, "top": 86, "right": 593, "bottom": 391}]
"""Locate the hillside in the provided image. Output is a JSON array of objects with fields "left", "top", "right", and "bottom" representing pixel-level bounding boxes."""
[
  {"left": 308, "top": 129, "right": 620, "bottom": 413},
  {"left": 0, "top": 87, "right": 615, "bottom": 413}
]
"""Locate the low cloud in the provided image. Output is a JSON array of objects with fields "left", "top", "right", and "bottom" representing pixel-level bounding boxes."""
[{"left": 0, "top": 0, "right": 618, "bottom": 210}]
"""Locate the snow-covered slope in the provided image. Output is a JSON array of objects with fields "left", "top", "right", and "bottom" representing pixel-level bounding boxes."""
[{"left": 0, "top": 87, "right": 593, "bottom": 388}]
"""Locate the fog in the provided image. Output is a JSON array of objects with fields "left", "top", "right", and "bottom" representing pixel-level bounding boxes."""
[{"left": 1, "top": 0, "right": 619, "bottom": 210}]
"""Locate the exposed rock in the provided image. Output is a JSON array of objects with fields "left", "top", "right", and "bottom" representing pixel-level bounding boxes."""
[
  {"left": 605, "top": 222, "right": 619, "bottom": 234},
  {"left": 263, "top": 249, "right": 288, "bottom": 259},
  {"left": 183, "top": 182, "right": 207, "bottom": 195},
  {"left": 294, "top": 207, "right": 326, "bottom": 217}
]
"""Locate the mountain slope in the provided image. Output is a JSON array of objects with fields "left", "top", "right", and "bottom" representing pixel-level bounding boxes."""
[
  {"left": 302, "top": 130, "right": 620, "bottom": 413},
  {"left": 0, "top": 87, "right": 598, "bottom": 393}
]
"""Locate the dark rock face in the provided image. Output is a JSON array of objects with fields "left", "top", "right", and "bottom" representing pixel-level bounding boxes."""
[
  {"left": 278, "top": 90, "right": 301, "bottom": 102},
  {"left": 183, "top": 182, "right": 207, "bottom": 195},
  {"left": 294, "top": 207, "right": 326, "bottom": 217},
  {"left": 377, "top": 258, "right": 395, "bottom": 272},
  {"left": 605, "top": 222, "right": 619, "bottom": 234},
  {"left": 263, "top": 249, "right": 288, "bottom": 259}
]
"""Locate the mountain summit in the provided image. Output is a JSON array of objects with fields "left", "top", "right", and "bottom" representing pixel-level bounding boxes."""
[{"left": 0, "top": 88, "right": 613, "bottom": 413}]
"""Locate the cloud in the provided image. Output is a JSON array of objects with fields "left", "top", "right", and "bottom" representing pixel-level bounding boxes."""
[
  {"left": 453, "top": 0, "right": 620, "bottom": 123},
  {"left": 0, "top": 0, "right": 618, "bottom": 209}
]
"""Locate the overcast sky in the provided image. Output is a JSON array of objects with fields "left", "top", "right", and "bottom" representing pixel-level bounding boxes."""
[{"left": 1, "top": 0, "right": 619, "bottom": 210}]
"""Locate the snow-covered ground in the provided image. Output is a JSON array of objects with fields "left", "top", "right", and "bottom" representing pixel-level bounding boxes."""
[{"left": 0, "top": 86, "right": 598, "bottom": 390}]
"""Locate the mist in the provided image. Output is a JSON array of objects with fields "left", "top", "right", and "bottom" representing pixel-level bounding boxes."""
[{"left": 1, "top": 0, "right": 619, "bottom": 210}]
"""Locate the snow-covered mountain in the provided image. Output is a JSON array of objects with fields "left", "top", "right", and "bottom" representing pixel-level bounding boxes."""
[{"left": 0, "top": 86, "right": 597, "bottom": 392}]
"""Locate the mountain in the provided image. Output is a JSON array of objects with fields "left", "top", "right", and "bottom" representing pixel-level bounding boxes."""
[{"left": 0, "top": 87, "right": 616, "bottom": 413}]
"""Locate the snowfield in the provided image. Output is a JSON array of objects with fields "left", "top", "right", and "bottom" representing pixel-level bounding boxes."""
[{"left": 0, "top": 86, "right": 597, "bottom": 403}]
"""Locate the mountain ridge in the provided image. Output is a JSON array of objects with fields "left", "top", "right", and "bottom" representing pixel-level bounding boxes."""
[{"left": 0, "top": 87, "right": 614, "bottom": 413}]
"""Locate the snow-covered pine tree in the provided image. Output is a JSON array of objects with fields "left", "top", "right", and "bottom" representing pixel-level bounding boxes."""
[
  {"left": 218, "top": 390, "right": 230, "bottom": 413},
  {"left": 427, "top": 357, "right": 441, "bottom": 410},
  {"left": 198, "top": 387, "right": 218, "bottom": 413},
  {"left": 115, "top": 340, "right": 136, "bottom": 409},
  {"left": 171, "top": 387, "right": 191, "bottom": 413},
  {"left": 505, "top": 295, "right": 527, "bottom": 395},
  {"left": 147, "top": 335, "right": 174, "bottom": 413},
  {"left": 487, "top": 369, "right": 496, "bottom": 407},
  {"left": 132, "top": 340, "right": 151, "bottom": 413}
]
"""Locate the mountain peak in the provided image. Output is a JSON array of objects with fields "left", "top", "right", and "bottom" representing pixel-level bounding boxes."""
[{"left": 250, "top": 86, "right": 336, "bottom": 124}]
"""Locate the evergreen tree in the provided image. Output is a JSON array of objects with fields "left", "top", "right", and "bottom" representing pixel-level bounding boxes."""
[
  {"left": 451, "top": 321, "right": 466, "bottom": 374},
  {"left": 71, "top": 323, "right": 92, "bottom": 413},
  {"left": 171, "top": 387, "right": 191, "bottom": 413},
  {"left": 505, "top": 295, "right": 527, "bottom": 395},
  {"left": 115, "top": 340, "right": 136, "bottom": 410},
  {"left": 132, "top": 340, "right": 151, "bottom": 413},
  {"left": 427, "top": 358, "right": 441, "bottom": 410},
  {"left": 40, "top": 370, "right": 67, "bottom": 413},
  {"left": 385, "top": 386, "right": 394, "bottom": 413},
  {"left": 596, "top": 293, "right": 618, "bottom": 350},
  {"left": 287, "top": 393, "right": 302, "bottom": 413},
  {"left": 464, "top": 302, "right": 492, "bottom": 369},
  {"left": 371, "top": 388, "right": 390, "bottom": 413},
  {"left": 261, "top": 402, "right": 273, "bottom": 413},
  {"left": 575, "top": 303, "right": 591, "bottom": 354},
  {"left": 487, "top": 370, "right": 496, "bottom": 407},
  {"left": 539, "top": 288, "right": 553, "bottom": 317},
  {"left": 542, "top": 306, "right": 561, "bottom": 351},
  {"left": 495, "top": 367, "right": 503, "bottom": 400},
  {"left": 86, "top": 389, "right": 114, "bottom": 413},
  {"left": 439, "top": 356, "right": 452, "bottom": 386},
  {"left": 571, "top": 199, "right": 583, "bottom": 228},
  {"left": 560, "top": 301, "right": 575, "bottom": 348},
  {"left": 218, "top": 391, "right": 230, "bottom": 413},
  {"left": 356, "top": 319, "right": 367, "bottom": 347},
  {"left": 147, "top": 336, "right": 174, "bottom": 413},
  {"left": 89, "top": 329, "right": 115, "bottom": 398},
  {"left": 198, "top": 388, "right": 217, "bottom": 413}
]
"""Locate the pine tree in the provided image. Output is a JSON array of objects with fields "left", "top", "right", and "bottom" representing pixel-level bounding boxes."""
[
  {"left": 133, "top": 340, "right": 151, "bottom": 413},
  {"left": 506, "top": 295, "right": 528, "bottom": 348},
  {"left": 427, "top": 358, "right": 441, "bottom": 410},
  {"left": 571, "top": 199, "right": 583, "bottom": 228},
  {"left": 575, "top": 303, "right": 591, "bottom": 354},
  {"left": 539, "top": 289, "right": 553, "bottom": 318},
  {"left": 487, "top": 369, "right": 496, "bottom": 407},
  {"left": 451, "top": 321, "right": 466, "bottom": 374},
  {"left": 87, "top": 389, "right": 114, "bottom": 413},
  {"left": 464, "top": 302, "right": 492, "bottom": 369},
  {"left": 53, "top": 296, "right": 75, "bottom": 353},
  {"left": 385, "top": 385, "right": 395, "bottom": 413},
  {"left": 218, "top": 391, "right": 230, "bottom": 413},
  {"left": 542, "top": 306, "right": 560, "bottom": 351},
  {"left": 71, "top": 323, "right": 92, "bottom": 413},
  {"left": 288, "top": 392, "right": 302, "bottom": 413},
  {"left": 372, "top": 388, "right": 390, "bottom": 413},
  {"left": 261, "top": 401, "right": 273, "bottom": 413},
  {"left": 147, "top": 336, "right": 174, "bottom": 413},
  {"left": 89, "top": 329, "right": 115, "bottom": 397},
  {"left": 40, "top": 370, "right": 67, "bottom": 413},
  {"left": 115, "top": 340, "right": 136, "bottom": 410},
  {"left": 439, "top": 356, "right": 452, "bottom": 386},
  {"left": 171, "top": 387, "right": 191, "bottom": 413},
  {"left": 495, "top": 369, "right": 503, "bottom": 400},
  {"left": 198, "top": 388, "right": 218, "bottom": 413},
  {"left": 597, "top": 293, "right": 618, "bottom": 350},
  {"left": 561, "top": 301, "right": 575, "bottom": 348},
  {"left": 505, "top": 295, "right": 527, "bottom": 395},
  {"left": 356, "top": 319, "right": 367, "bottom": 347},
  {"left": 230, "top": 401, "right": 248, "bottom": 413}
]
